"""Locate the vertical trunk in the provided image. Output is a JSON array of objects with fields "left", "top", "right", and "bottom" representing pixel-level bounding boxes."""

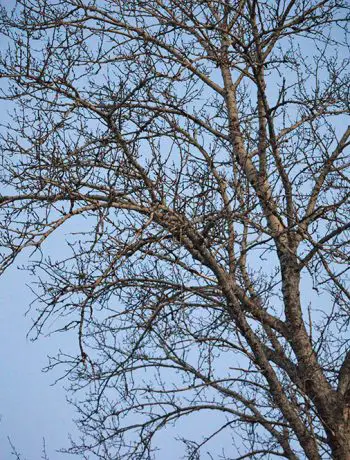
[
  {"left": 280, "top": 253, "right": 336, "bottom": 405},
  {"left": 330, "top": 417, "right": 350, "bottom": 460},
  {"left": 331, "top": 377, "right": 350, "bottom": 460},
  {"left": 279, "top": 251, "right": 347, "bottom": 457}
]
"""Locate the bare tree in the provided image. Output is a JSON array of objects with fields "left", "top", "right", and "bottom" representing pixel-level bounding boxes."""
[{"left": 0, "top": 0, "right": 350, "bottom": 458}]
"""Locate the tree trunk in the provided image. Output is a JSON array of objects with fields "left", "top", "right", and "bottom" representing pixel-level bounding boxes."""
[{"left": 330, "top": 410, "right": 350, "bottom": 460}]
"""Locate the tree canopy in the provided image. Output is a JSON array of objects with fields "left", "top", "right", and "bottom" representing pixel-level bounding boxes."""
[{"left": 1, "top": 1, "right": 350, "bottom": 459}]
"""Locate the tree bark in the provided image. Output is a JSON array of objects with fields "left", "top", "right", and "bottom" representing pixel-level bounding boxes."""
[{"left": 330, "top": 418, "right": 350, "bottom": 460}]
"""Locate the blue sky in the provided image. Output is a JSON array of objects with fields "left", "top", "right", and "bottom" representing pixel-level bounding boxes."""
[
  {"left": 0, "top": 1, "right": 80, "bottom": 455},
  {"left": 0, "top": 256, "right": 80, "bottom": 459},
  {"left": 0, "top": 261, "right": 230, "bottom": 460}
]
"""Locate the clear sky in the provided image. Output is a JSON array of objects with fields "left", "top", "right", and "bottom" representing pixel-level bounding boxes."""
[
  {"left": 0, "top": 257, "right": 80, "bottom": 460},
  {"left": 0, "top": 261, "right": 228, "bottom": 460},
  {"left": 0, "top": 2, "right": 80, "bottom": 456}
]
